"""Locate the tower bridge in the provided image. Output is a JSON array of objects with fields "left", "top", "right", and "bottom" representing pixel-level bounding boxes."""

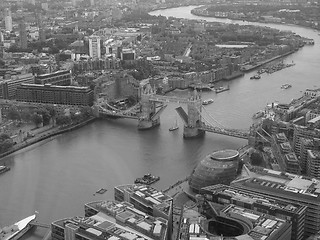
[{"left": 97, "top": 85, "right": 254, "bottom": 140}]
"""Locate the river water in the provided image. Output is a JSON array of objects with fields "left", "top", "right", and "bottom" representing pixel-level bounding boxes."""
[{"left": 0, "top": 5, "right": 319, "bottom": 239}]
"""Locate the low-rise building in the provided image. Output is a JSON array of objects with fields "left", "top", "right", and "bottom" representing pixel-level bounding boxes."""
[
  {"left": 200, "top": 184, "right": 306, "bottom": 240},
  {"left": 35, "top": 70, "right": 72, "bottom": 86},
  {"left": 52, "top": 200, "right": 168, "bottom": 240},
  {"left": 16, "top": 83, "right": 94, "bottom": 106}
]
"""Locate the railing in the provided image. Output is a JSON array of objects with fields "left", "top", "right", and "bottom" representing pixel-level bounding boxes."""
[
  {"left": 200, "top": 124, "right": 250, "bottom": 139},
  {"left": 147, "top": 95, "right": 201, "bottom": 104}
]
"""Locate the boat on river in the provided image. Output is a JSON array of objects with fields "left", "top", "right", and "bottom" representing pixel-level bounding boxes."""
[
  {"left": 134, "top": 174, "right": 160, "bottom": 185},
  {"left": 0, "top": 166, "right": 10, "bottom": 174},
  {"left": 252, "top": 110, "right": 265, "bottom": 119},
  {"left": 250, "top": 75, "right": 261, "bottom": 79},
  {"left": 169, "top": 117, "right": 179, "bottom": 131},
  {"left": 0, "top": 214, "right": 36, "bottom": 240},
  {"left": 202, "top": 99, "right": 214, "bottom": 105},
  {"left": 281, "top": 84, "right": 292, "bottom": 89},
  {"left": 215, "top": 86, "right": 230, "bottom": 93}
]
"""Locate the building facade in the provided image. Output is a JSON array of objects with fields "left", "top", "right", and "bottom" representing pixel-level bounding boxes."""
[
  {"left": 0, "top": 73, "right": 35, "bottom": 99},
  {"left": 114, "top": 184, "right": 173, "bottom": 235},
  {"left": 200, "top": 184, "right": 307, "bottom": 240},
  {"left": 89, "top": 36, "right": 101, "bottom": 59},
  {"left": 35, "top": 70, "right": 72, "bottom": 86},
  {"left": 16, "top": 83, "right": 94, "bottom": 106},
  {"left": 231, "top": 167, "right": 320, "bottom": 238},
  {"left": 52, "top": 200, "right": 168, "bottom": 240}
]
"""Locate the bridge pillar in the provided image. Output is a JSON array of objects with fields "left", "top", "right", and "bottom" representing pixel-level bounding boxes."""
[
  {"left": 137, "top": 94, "right": 159, "bottom": 130},
  {"left": 183, "top": 92, "right": 205, "bottom": 138}
]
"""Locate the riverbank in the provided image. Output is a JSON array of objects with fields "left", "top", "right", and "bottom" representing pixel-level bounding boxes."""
[
  {"left": 0, "top": 117, "right": 96, "bottom": 160},
  {"left": 190, "top": 6, "right": 320, "bottom": 31},
  {"left": 240, "top": 50, "right": 297, "bottom": 72}
]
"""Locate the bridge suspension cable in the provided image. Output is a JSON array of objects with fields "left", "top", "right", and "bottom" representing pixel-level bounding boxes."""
[{"left": 201, "top": 106, "right": 228, "bottom": 129}]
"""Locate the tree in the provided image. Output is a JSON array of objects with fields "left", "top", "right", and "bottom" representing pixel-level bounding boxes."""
[
  {"left": 32, "top": 113, "right": 43, "bottom": 127},
  {"left": 7, "top": 106, "right": 21, "bottom": 121},
  {"left": 36, "top": 108, "right": 51, "bottom": 126},
  {"left": 56, "top": 115, "right": 72, "bottom": 126},
  {"left": 80, "top": 106, "right": 93, "bottom": 118}
]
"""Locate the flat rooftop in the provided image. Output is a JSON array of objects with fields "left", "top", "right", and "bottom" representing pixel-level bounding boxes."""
[
  {"left": 201, "top": 184, "right": 303, "bottom": 214},
  {"left": 115, "top": 184, "right": 172, "bottom": 214},
  {"left": 54, "top": 201, "right": 168, "bottom": 240},
  {"left": 236, "top": 168, "right": 320, "bottom": 201}
]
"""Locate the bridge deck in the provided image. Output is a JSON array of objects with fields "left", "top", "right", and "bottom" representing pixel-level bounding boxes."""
[{"left": 199, "top": 125, "right": 249, "bottom": 139}]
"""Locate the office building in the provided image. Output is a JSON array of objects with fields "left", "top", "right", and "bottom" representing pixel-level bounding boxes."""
[
  {"left": 200, "top": 184, "right": 307, "bottom": 240},
  {"left": 19, "top": 20, "right": 28, "bottom": 49},
  {"left": 114, "top": 184, "right": 173, "bottom": 235},
  {"left": 189, "top": 149, "right": 240, "bottom": 193},
  {"left": 307, "top": 150, "right": 320, "bottom": 178},
  {"left": 89, "top": 36, "right": 101, "bottom": 59},
  {"left": 0, "top": 73, "right": 35, "bottom": 99},
  {"left": 35, "top": 70, "right": 72, "bottom": 86},
  {"left": 271, "top": 133, "right": 301, "bottom": 174},
  {"left": 231, "top": 167, "right": 320, "bottom": 238},
  {"left": 4, "top": 8, "right": 13, "bottom": 32},
  {"left": 293, "top": 125, "right": 320, "bottom": 157},
  {"left": 300, "top": 138, "right": 320, "bottom": 174},
  {"left": 179, "top": 201, "right": 291, "bottom": 240},
  {"left": 16, "top": 83, "right": 94, "bottom": 106},
  {"left": 52, "top": 200, "right": 168, "bottom": 240}
]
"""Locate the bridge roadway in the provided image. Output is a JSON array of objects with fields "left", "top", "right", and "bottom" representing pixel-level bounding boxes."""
[
  {"left": 199, "top": 124, "right": 250, "bottom": 139},
  {"left": 147, "top": 95, "right": 201, "bottom": 104}
]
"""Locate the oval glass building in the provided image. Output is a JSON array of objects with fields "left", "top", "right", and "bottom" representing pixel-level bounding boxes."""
[{"left": 189, "top": 149, "right": 239, "bottom": 193}]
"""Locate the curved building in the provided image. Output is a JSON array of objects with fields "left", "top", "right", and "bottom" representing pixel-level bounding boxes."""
[{"left": 189, "top": 149, "right": 239, "bottom": 193}]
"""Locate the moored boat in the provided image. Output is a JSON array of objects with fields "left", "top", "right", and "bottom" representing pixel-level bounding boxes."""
[
  {"left": 202, "top": 99, "right": 214, "bottom": 105},
  {"left": 0, "top": 214, "right": 37, "bottom": 240},
  {"left": 215, "top": 86, "right": 230, "bottom": 93},
  {"left": 0, "top": 166, "right": 10, "bottom": 174},
  {"left": 134, "top": 174, "right": 160, "bottom": 185},
  {"left": 250, "top": 75, "right": 261, "bottom": 79}
]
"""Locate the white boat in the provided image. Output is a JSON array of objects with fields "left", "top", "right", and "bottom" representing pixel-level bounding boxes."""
[
  {"left": 281, "top": 84, "right": 292, "bottom": 89},
  {"left": 252, "top": 110, "right": 265, "bottom": 119},
  {"left": 202, "top": 99, "right": 214, "bottom": 105},
  {"left": 169, "top": 117, "right": 179, "bottom": 131},
  {"left": 0, "top": 214, "right": 37, "bottom": 240}
]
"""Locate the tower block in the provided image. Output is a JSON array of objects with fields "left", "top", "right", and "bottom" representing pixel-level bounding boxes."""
[
  {"left": 138, "top": 84, "right": 160, "bottom": 130},
  {"left": 183, "top": 91, "right": 205, "bottom": 138}
]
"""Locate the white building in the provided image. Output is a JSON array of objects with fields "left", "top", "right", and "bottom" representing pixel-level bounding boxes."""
[
  {"left": 89, "top": 36, "right": 101, "bottom": 59},
  {"left": 4, "top": 8, "right": 13, "bottom": 32}
]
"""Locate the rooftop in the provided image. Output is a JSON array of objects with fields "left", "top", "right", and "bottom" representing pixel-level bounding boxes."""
[
  {"left": 115, "top": 184, "right": 172, "bottom": 215},
  {"left": 54, "top": 201, "right": 168, "bottom": 240},
  {"left": 236, "top": 168, "right": 320, "bottom": 201},
  {"left": 201, "top": 184, "right": 302, "bottom": 214}
]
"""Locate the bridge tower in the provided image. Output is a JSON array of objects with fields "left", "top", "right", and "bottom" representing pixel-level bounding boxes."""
[
  {"left": 138, "top": 84, "right": 163, "bottom": 129},
  {"left": 183, "top": 90, "right": 205, "bottom": 138}
]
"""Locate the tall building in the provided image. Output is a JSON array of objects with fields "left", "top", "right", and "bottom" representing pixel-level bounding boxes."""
[
  {"left": 88, "top": 36, "right": 101, "bottom": 59},
  {"left": 4, "top": 8, "right": 13, "bottom": 32},
  {"left": 231, "top": 167, "right": 320, "bottom": 238},
  {"left": 307, "top": 150, "right": 320, "bottom": 178},
  {"left": 19, "top": 20, "right": 28, "bottom": 49}
]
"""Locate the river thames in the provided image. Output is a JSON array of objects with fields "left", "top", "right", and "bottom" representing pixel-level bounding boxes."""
[{"left": 0, "top": 5, "right": 320, "bottom": 239}]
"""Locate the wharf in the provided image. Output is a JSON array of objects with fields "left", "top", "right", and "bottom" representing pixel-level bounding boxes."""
[{"left": 241, "top": 50, "right": 296, "bottom": 72}]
